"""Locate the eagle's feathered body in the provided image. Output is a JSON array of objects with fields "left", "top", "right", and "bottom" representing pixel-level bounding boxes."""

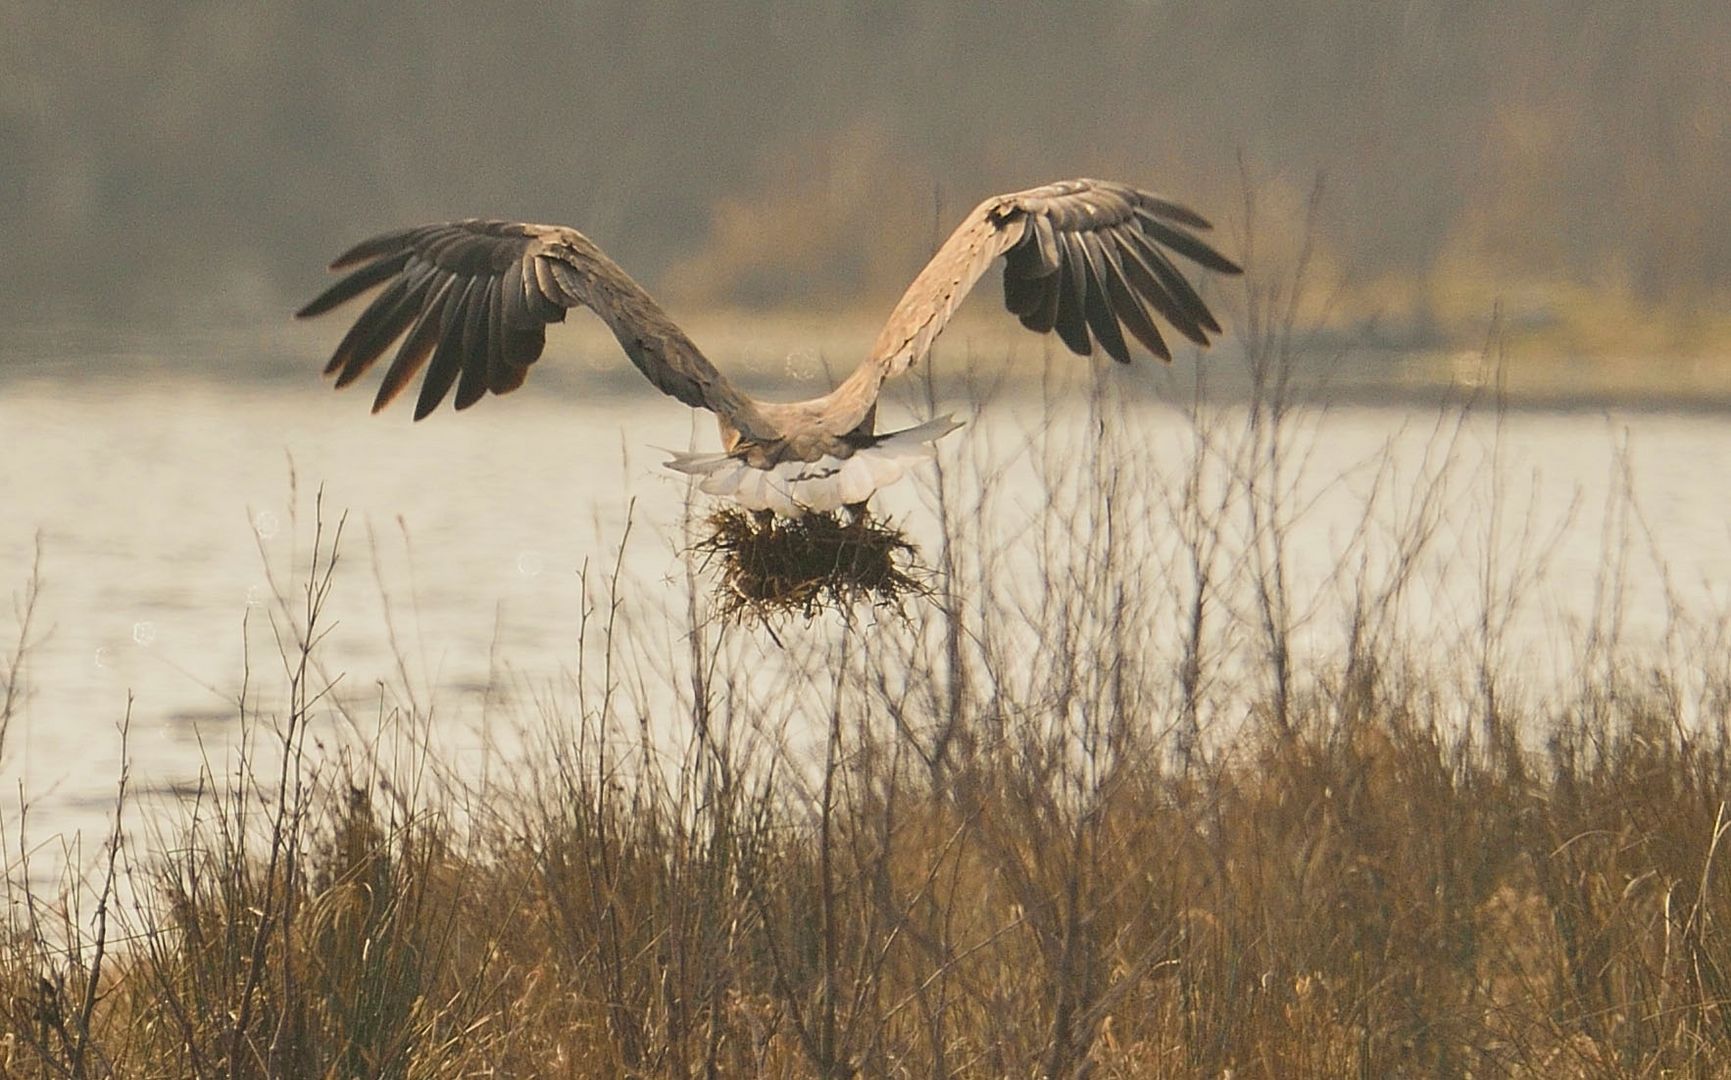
[{"left": 299, "top": 178, "right": 1242, "bottom": 515}]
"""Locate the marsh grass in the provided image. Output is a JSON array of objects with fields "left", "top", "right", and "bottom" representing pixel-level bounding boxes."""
[
  {"left": 8, "top": 247, "right": 1731, "bottom": 1076},
  {"left": 0, "top": 534, "right": 42, "bottom": 765}
]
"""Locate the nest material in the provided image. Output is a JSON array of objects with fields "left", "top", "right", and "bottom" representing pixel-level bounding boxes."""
[{"left": 694, "top": 506, "right": 929, "bottom": 622}]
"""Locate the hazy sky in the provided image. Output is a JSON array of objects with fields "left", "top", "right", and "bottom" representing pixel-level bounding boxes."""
[{"left": 3, "top": 0, "right": 1727, "bottom": 342}]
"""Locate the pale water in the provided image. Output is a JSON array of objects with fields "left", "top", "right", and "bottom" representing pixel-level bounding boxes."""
[{"left": 6, "top": 334, "right": 1731, "bottom": 852}]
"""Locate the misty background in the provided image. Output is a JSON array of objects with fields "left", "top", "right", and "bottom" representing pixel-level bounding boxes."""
[
  {"left": 8, "top": 0, "right": 1731, "bottom": 874},
  {"left": 3, "top": 0, "right": 1729, "bottom": 363}
]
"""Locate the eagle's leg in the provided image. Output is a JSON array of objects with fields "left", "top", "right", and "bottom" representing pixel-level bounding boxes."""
[{"left": 845, "top": 398, "right": 881, "bottom": 527}]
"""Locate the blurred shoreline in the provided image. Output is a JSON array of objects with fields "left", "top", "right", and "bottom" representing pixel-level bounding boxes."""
[{"left": 6, "top": 311, "right": 1731, "bottom": 414}]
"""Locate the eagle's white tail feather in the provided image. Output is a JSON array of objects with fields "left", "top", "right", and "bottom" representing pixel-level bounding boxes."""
[{"left": 664, "top": 415, "right": 962, "bottom": 516}]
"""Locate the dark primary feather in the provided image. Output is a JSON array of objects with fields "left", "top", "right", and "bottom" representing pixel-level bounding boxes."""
[
  {"left": 415, "top": 276, "right": 475, "bottom": 420},
  {"left": 1092, "top": 235, "right": 1171, "bottom": 360},
  {"left": 1124, "top": 230, "right": 1223, "bottom": 335},
  {"left": 1076, "top": 234, "right": 1132, "bottom": 364},
  {"left": 297, "top": 250, "right": 412, "bottom": 319},
  {"left": 1030, "top": 214, "right": 1061, "bottom": 275},
  {"left": 1026, "top": 272, "right": 1063, "bottom": 335},
  {"left": 371, "top": 274, "right": 455, "bottom": 413},
  {"left": 298, "top": 220, "right": 774, "bottom": 436},
  {"left": 452, "top": 275, "right": 495, "bottom": 411},
  {"left": 1050, "top": 239, "right": 1093, "bottom": 357},
  {"left": 1132, "top": 193, "right": 1214, "bottom": 231},
  {"left": 1002, "top": 260, "right": 1045, "bottom": 316},
  {"left": 485, "top": 270, "right": 510, "bottom": 391},
  {"left": 328, "top": 268, "right": 426, "bottom": 385},
  {"left": 297, "top": 221, "right": 561, "bottom": 414},
  {"left": 994, "top": 180, "right": 1240, "bottom": 366},
  {"left": 329, "top": 226, "right": 428, "bottom": 270},
  {"left": 1135, "top": 213, "right": 1244, "bottom": 276}
]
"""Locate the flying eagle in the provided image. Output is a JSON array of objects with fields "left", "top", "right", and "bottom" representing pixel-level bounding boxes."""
[{"left": 298, "top": 178, "right": 1242, "bottom": 516}]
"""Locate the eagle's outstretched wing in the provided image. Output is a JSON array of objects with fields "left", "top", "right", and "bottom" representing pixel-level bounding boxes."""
[
  {"left": 826, "top": 179, "right": 1240, "bottom": 431},
  {"left": 297, "top": 220, "right": 775, "bottom": 437}
]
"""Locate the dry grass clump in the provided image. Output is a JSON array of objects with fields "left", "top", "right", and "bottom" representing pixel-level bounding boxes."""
[
  {"left": 692, "top": 505, "right": 928, "bottom": 621},
  {"left": 13, "top": 636, "right": 1731, "bottom": 1076}
]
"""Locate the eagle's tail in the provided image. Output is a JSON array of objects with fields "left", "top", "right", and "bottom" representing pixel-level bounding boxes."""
[{"left": 665, "top": 415, "right": 962, "bottom": 517}]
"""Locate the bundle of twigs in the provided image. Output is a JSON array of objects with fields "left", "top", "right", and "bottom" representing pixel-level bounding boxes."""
[{"left": 693, "top": 507, "right": 928, "bottom": 622}]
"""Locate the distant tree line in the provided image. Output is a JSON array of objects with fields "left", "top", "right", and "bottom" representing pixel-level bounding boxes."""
[{"left": 1, "top": 0, "right": 1725, "bottom": 326}]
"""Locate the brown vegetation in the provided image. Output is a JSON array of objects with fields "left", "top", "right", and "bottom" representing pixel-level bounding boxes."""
[
  {"left": 6, "top": 495, "right": 1731, "bottom": 1076},
  {"left": 5, "top": 274, "right": 1731, "bottom": 1077}
]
